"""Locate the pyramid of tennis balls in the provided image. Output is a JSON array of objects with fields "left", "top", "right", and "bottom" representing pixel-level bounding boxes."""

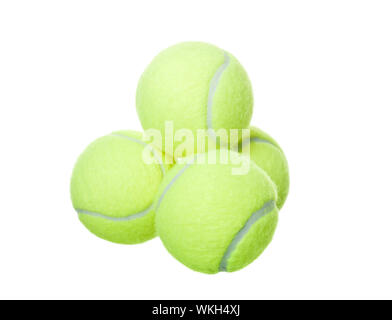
[{"left": 70, "top": 42, "right": 289, "bottom": 274}]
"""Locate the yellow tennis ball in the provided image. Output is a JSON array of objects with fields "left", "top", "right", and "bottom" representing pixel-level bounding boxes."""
[
  {"left": 155, "top": 150, "right": 279, "bottom": 274},
  {"left": 240, "top": 127, "right": 289, "bottom": 209},
  {"left": 136, "top": 42, "right": 253, "bottom": 158},
  {"left": 70, "top": 130, "right": 170, "bottom": 244}
]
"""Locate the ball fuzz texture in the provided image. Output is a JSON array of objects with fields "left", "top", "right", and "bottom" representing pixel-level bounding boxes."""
[
  {"left": 136, "top": 42, "right": 253, "bottom": 158},
  {"left": 70, "top": 130, "right": 170, "bottom": 244},
  {"left": 155, "top": 150, "right": 279, "bottom": 274},
  {"left": 240, "top": 127, "right": 290, "bottom": 209}
]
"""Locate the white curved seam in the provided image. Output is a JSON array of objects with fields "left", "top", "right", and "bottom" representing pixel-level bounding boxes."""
[
  {"left": 240, "top": 137, "right": 276, "bottom": 149},
  {"left": 75, "top": 133, "right": 164, "bottom": 222},
  {"left": 76, "top": 204, "right": 153, "bottom": 222},
  {"left": 207, "top": 52, "right": 230, "bottom": 141},
  {"left": 219, "top": 200, "right": 276, "bottom": 272},
  {"left": 155, "top": 155, "right": 198, "bottom": 211},
  {"left": 110, "top": 133, "right": 166, "bottom": 175}
]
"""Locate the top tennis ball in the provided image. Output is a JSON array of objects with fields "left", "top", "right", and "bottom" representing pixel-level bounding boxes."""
[{"left": 136, "top": 42, "right": 253, "bottom": 158}]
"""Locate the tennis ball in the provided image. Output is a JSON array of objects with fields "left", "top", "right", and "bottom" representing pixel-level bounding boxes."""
[
  {"left": 155, "top": 150, "right": 279, "bottom": 274},
  {"left": 136, "top": 42, "right": 253, "bottom": 158},
  {"left": 240, "top": 126, "right": 289, "bottom": 209},
  {"left": 70, "top": 130, "right": 170, "bottom": 244}
]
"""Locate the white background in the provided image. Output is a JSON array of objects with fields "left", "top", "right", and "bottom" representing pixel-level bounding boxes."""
[{"left": 1, "top": 1, "right": 391, "bottom": 300}]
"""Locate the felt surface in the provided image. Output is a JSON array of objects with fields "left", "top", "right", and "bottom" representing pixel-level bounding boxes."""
[
  {"left": 136, "top": 42, "right": 253, "bottom": 159},
  {"left": 240, "top": 127, "right": 290, "bottom": 209},
  {"left": 226, "top": 205, "right": 278, "bottom": 272},
  {"left": 79, "top": 211, "right": 156, "bottom": 245},
  {"left": 70, "top": 130, "right": 170, "bottom": 244},
  {"left": 155, "top": 150, "right": 278, "bottom": 274}
]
